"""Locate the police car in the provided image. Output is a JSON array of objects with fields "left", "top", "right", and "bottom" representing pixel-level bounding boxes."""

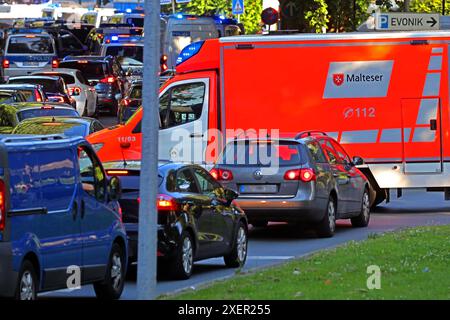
[
  {"left": 100, "top": 33, "right": 143, "bottom": 80},
  {"left": 1, "top": 29, "right": 58, "bottom": 81}
]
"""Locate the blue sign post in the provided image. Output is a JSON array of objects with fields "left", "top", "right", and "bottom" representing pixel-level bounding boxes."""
[{"left": 232, "top": 0, "right": 244, "bottom": 15}]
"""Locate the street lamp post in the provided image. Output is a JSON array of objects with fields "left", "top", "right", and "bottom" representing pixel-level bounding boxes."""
[{"left": 137, "top": 0, "right": 160, "bottom": 300}]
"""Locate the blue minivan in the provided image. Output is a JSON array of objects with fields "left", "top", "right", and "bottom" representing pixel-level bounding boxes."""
[{"left": 0, "top": 135, "right": 127, "bottom": 300}]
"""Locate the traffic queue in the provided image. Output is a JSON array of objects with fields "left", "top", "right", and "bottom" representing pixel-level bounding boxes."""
[{"left": 6, "top": 8, "right": 446, "bottom": 300}]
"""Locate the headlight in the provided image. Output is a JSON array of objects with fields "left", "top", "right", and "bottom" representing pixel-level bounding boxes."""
[{"left": 91, "top": 143, "right": 104, "bottom": 153}]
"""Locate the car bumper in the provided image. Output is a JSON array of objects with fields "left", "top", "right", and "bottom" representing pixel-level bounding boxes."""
[
  {"left": 236, "top": 198, "right": 325, "bottom": 223},
  {"left": 4, "top": 66, "right": 52, "bottom": 78},
  {"left": 125, "top": 223, "right": 180, "bottom": 263},
  {"left": 0, "top": 242, "right": 17, "bottom": 297}
]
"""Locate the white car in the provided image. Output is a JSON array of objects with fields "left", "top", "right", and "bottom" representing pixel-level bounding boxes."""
[{"left": 32, "top": 68, "right": 98, "bottom": 117}]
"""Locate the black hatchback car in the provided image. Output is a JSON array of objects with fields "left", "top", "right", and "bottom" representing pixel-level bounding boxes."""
[
  {"left": 104, "top": 161, "right": 248, "bottom": 279},
  {"left": 60, "top": 56, "right": 126, "bottom": 115}
]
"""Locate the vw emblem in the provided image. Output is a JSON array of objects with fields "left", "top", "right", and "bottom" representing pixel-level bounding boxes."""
[{"left": 253, "top": 169, "right": 263, "bottom": 180}]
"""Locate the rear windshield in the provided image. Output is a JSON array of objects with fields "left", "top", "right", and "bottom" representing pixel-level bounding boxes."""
[
  {"left": 39, "top": 73, "right": 75, "bottom": 85},
  {"left": 7, "top": 35, "right": 54, "bottom": 54},
  {"left": 13, "top": 121, "right": 87, "bottom": 137},
  {"left": 59, "top": 61, "right": 107, "bottom": 80},
  {"left": 130, "top": 85, "right": 142, "bottom": 99},
  {"left": 15, "top": 89, "right": 36, "bottom": 102},
  {"left": 17, "top": 108, "right": 78, "bottom": 121},
  {"left": 126, "top": 17, "right": 144, "bottom": 27},
  {"left": 219, "top": 140, "right": 303, "bottom": 167},
  {"left": 106, "top": 46, "right": 143, "bottom": 64},
  {"left": 9, "top": 78, "right": 63, "bottom": 93}
]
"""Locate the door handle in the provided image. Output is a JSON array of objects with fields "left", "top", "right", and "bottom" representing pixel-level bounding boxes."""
[
  {"left": 80, "top": 200, "right": 85, "bottom": 219},
  {"left": 190, "top": 133, "right": 204, "bottom": 138},
  {"left": 430, "top": 119, "right": 437, "bottom": 131},
  {"left": 72, "top": 202, "right": 78, "bottom": 221}
]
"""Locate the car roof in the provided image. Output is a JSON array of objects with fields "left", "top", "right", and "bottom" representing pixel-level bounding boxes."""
[
  {"left": 9, "top": 75, "right": 60, "bottom": 81},
  {"left": 0, "top": 84, "right": 41, "bottom": 90},
  {"left": 33, "top": 68, "right": 79, "bottom": 76},
  {"left": 62, "top": 55, "right": 110, "bottom": 62},
  {"left": 17, "top": 116, "right": 95, "bottom": 124},
  {"left": 101, "top": 160, "right": 200, "bottom": 173},
  {"left": 7, "top": 102, "right": 75, "bottom": 110}
]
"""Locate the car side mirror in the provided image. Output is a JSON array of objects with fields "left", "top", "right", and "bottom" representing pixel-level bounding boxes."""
[
  {"left": 108, "top": 176, "right": 122, "bottom": 201},
  {"left": 352, "top": 156, "right": 364, "bottom": 166},
  {"left": 224, "top": 188, "right": 239, "bottom": 205}
]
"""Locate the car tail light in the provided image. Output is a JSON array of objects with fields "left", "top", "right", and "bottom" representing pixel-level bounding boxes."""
[
  {"left": 100, "top": 76, "right": 115, "bottom": 84},
  {"left": 2, "top": 59, "right": 9, "bottom": 69},
  {"left": 157, "top": 194, "right": 179, "bottom": 211},
  {"left": 0, "top": 180, "right": 5, "bottom": 231},
  {"left": 52, "top": 58, "right": 59, "bottom": 68},
  {"left": 48, "top": 96, "right": 64, "bottom": 103},
  {"left": 118, "top": 205, "right": 123, "bottom": 222},
  {"left": 160, "top": 55, "right": 168, "bottom": 73},
  {"left": 68, "top": 87, "right": 82, "bottom": 96},
  {"left": 284, "top": 168, "right": 316, "bottom": 182},
  {"left": 210, "top": 168, "right": 233, "bottom": 181},
  {"left": 41, "top": 105, "right": 55, "bottom": 109}
]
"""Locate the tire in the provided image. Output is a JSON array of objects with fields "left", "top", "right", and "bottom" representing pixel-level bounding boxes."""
[
  {"left": 251, "top": 221, "right": 268, "bottom": 228},
  {"left": 169, "top": 231, "right": 194, "bottom": 280},
  {"left": 351, "top": 188, "right": 371, "bottom": 228},
  {"left": 224, "top": 221, "right": 248, "bottom": 268},
  {"left": 316, "top": 196, "right": 337, "bottom": 238},
  {"left": 93, "top": 243, "right": 126, "bottom": 300},
  {"left": 15, "top": 260, "right": 38, "bottom": 300}
]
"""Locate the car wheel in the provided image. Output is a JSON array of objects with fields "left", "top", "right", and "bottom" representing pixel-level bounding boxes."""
[
  {"left": 15, "top": 260, "right": 38, "bottom": 300},
  {"left": 316, "top": 196, "right": 336, "bottom": 238},
  {"left": 224, "top": 221, "right": 248, "bottom": 268},
  {"left": 169, "top": 231, "right": 194, "bottom": 279},
  {"left": 351, "top": 188, "right": 371, "bottom": 228},
  {"left": 93, "top": 243, "right": 125, "bottom": 300},
  {"left": 251, "top": 221, "right": 268, "bottom": 228}
]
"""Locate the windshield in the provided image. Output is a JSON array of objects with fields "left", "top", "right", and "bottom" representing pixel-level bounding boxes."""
[
  {"left": 106, "top": 46, "right": 143, "bottom": 65},
  {"left": 59, "top": 61, "right": 107, "bottom": 80},
  {"left": 9, "top": 78, "right": 63, "bottom": 94},
  {"left": 126, "top": 17, "right": 144, "bottom": 27},
  {"left": 7, "top": 36, "right": 54, "bottom": 54},
  {"left": 219, "top": 140, "right": 303, "bottom": 167},
  {"left": 17, "top": 108, "right": 78, "bottom": 121},
  {"left": 13, "top": 121, "right": 88, "bottom": 137}
]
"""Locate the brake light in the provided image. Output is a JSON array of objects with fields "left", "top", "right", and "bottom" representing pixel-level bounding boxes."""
[
  {"left": 210, "top": 168, "right": 233, "bottom": 181},
  {"left": 48, "top": 96, "right": 64, "bottom": 103},
  {"left": 0, "top": 180, "right": 5, "bottom": 232},
  {"left": 68, "top": 87, "right": 82, "bottom": 96},
  {"left": 160, "top": 55, "right": 168, "bottom": 73},
  {"left": 106, "top": 169, "right": 129, "bottom": 176},
  {"left": 41, "top": 105, "right": 55, "bottom": 109},
  {"left": 118, "top": 205, "right": 123, "bottom": 222},
  {"left": 157, "top": 194, "right": 179, "bottom": 211},
  {"left": 122, "top": 98, "right": 130, "bottom": 106},
  {"left": 284, "top": 168, "right": 316, "bottom": 182},
  {"left": 100, "top": 76, "right": 115, "bottom": 84},
  {"left": 52, "top": 58, "right": 59, "bottom": 68},
  {"left": 2, "top": 59, "right": 9, "bottom": 68}
]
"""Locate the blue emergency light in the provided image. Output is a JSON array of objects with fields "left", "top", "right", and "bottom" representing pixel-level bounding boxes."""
[{"left": 176, "top": 41, "right": 204, "bottom": 65}]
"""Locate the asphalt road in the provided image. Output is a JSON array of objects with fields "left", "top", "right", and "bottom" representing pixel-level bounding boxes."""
[{"left": 39, "top": 116, "right": 450, "bottom": 299}]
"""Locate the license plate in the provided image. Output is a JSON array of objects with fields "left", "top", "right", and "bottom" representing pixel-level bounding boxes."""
[
  {"left": 23, "top": 61, "right": 39, "bottom": 66},
  {"left": 239, "top": 184, "right": 278, "bottom": 194}
]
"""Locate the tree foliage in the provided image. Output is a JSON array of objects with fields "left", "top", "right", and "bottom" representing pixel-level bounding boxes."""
[{"left": 410, "top": 0, "right": 449, "bottom": 14}]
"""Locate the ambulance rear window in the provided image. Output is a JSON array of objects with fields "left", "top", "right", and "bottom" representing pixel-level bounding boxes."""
[{"left": 219, "top": 140, "right": 304, "bottom": 167}]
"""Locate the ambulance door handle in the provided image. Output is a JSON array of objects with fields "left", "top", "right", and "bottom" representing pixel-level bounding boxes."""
[
  {"left": 430, "top": 119, "right": 437, "bottom": 131},
  {"left": 190, "top": 133, "right": 204, "bottom": 138}
]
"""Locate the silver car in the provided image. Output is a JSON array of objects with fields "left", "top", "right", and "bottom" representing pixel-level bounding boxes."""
[{"left": 212, "top": 132, "right": 371, "bottom": 237}]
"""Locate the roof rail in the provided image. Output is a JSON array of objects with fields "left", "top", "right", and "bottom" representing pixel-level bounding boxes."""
[
  {"left": 1, "top": 134, "right": 65, "bottom": 143},
  {"left": 295, "top": 131, "right": 328, "bottom": 140}
]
